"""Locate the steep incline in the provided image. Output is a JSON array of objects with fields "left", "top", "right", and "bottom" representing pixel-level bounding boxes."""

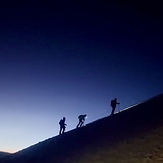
[{"left": 1, "top": 94, "right": 163, "bottom": 163}]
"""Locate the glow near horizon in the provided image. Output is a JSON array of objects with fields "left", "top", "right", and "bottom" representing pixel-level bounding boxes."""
[{"left": 1, "top": 91, "right": 162, "bottom": 153}]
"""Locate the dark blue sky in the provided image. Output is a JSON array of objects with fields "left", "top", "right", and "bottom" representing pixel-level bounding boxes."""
[{"left": 0, "top": 1, "right": 163, "bottom": 152}]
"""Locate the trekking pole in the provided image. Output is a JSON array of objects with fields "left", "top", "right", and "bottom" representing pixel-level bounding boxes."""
[{"left": 118, "top": 103, "right": 121, "bottom": 113}]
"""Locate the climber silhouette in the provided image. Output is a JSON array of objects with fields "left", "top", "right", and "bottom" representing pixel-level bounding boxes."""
[
  {"left": 76, "top": 114, "right": 87, "bottom": 128},
  {"left": 59, "top": 117, "right": 67, "bottom": 135},
  {"left": 110, "top": 98, "right": 120, "bottom": 115}
]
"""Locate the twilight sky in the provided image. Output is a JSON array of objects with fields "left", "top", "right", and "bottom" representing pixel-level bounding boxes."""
[{"left": 0, "top": 1, "right": 163, "bottom": 152}]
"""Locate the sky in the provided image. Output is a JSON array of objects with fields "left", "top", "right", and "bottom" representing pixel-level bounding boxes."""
[{"left": 0, "top": 1, "right": 163, "bottom": 153}]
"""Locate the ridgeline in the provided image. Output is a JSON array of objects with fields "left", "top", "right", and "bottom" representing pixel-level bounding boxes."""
[{"left": 1, "top": 94, "right": 163, "bottom": 163}]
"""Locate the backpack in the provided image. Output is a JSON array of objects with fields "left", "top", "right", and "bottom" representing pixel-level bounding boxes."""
[
  {"left": 111, "top": 100, "right": 114, "bottom": 106},
  {"left": 59, "top": 119, "right": 62, "bottom": 125}
]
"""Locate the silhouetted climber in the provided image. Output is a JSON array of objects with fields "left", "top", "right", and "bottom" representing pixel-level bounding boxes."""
[
  {"left": 59, "top": 117, "right": 67, "bottom": 135},
  {"left": 76, "top": 114, "right": 87, "bottom": 128},
  {"left": 110, "top": 98, "right": 120, "bottom": 115}
]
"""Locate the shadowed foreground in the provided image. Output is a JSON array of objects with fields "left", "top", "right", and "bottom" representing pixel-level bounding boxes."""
[
  {"left": 0, "top": 152, "right": 10, "bottom": 160},
  {"left": 1, "top": 94, "right": 163, "bottom": 163}
]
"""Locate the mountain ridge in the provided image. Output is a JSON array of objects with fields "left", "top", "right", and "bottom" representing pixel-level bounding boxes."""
[{"left": 1, "top": 93, "right": 163, "bottom": 163}]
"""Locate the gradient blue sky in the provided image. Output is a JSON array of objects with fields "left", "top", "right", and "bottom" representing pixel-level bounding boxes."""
[{"left": 0, "top": 1, "right": 163, "bottom": 152}]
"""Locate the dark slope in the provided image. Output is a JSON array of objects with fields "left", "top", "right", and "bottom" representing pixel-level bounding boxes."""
[
  {"left": 1, "top": 94, "right": 163, "bottom": 163},
  {"left": 0, "top": 152, "right": 11, "bottom": 160}
]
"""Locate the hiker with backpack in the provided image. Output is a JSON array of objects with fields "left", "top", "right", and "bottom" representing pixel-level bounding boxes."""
[
  {"left": 59, "top": 117, "right": 67, "bottom": 135},
  {"left": 76, "top": 114, "right": 87, "bottom": 128},
  {"left": 110, "top": 98, "right": 120, "bottom": 115}
]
